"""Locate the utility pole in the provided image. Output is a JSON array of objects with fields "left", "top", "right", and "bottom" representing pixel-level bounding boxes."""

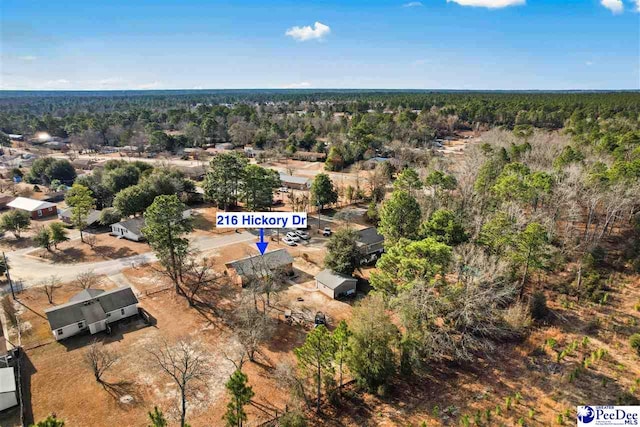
[{"left": 2, "top": 252, "right": 15, "bottom": 300}]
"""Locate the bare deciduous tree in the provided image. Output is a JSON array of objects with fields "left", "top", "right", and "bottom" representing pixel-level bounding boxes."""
[
  {"left": 84, "top": 340, "right": 119, "bottom": 383},
  {"left": 234, "top": 299, "right": 275, "bottom": 363},
  {"left": 41, "top": 275, "right": 61, "bottom": 304},
  {"left": 181, "top": 256, "right": 225, "bottom": 306},
  {"left": 74, "top": 270, "right": 102, "bottom": 290},
  {"left": 148, "top": 339, "right": 211, "bottom": 427}
]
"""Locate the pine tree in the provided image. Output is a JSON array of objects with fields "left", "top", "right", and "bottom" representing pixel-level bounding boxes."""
[
  {"left": 147, "top": 406, "right": 168, "bottom": 427},
  {"left": 223, "top": 369, "right": 255, "bottom": 427},
  {"left": 294, "top": 325, "right": 336, "bottom": 413}
]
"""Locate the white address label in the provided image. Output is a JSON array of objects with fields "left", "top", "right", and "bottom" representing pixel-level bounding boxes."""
[{"left": 215, "top": 212, "right": 308, "bottom": 229}]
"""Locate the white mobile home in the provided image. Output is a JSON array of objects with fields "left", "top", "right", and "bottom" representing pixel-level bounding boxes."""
[{"left": 44, "top": 286, "right": 139, "bottom": 341}]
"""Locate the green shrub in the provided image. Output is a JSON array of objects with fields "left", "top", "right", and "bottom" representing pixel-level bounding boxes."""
[
  {"left": 279, "top": 411, "right": 307, "bottom": 427},
  {"left": 505, "top": 396, "right": 512, "bottom": 411},
  {"left": 630, "top": 334, "right": 640, "bottom": 355},
  {"left": 581, "top": 271, "right": 608, "bottom": 303},
  {"left": 432, "top": 405, "right": 440, "bottom": 418},
  {"left": 616, "top": 391, "right": 640, "bottom": 405}
]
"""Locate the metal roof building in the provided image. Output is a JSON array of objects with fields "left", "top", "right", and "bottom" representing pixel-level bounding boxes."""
[{"left": 315, "top": 269, "right": 357, "bottom": 299}]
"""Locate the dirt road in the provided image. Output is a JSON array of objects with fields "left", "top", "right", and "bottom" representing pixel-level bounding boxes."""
[{"left": 3, "top": 231, "right": 255, "bottom": 287}]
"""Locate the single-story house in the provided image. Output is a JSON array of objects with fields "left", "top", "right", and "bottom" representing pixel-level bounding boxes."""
[
  {"left": 110, "top": 217, "right": 145, "bottom": 241},
  {"left": 110, "top": 210, "right": 190, "bottom": 241},
  {"left": 44, "top": 141, "right": 67, "bottom": 151},
  {"left": 315, "top": 269, "right": 357, "bottom": 299},
  {"left": 279, "top": 173, "right": 311, "bottom": 190},
  {"left": 58, "top": 208, "right": 101, "bottom": 226},
  {"left": 7, "top": 197, "right": 57, "bottom": 219},
  {"left": 225, "top": 248, "right": 294, "bottom": 286},
  {"left": 72, "top": 158, "right": 95, "bottom": 170},
  {"left": 0, "top": 367, "right": 17, "bottom": 411},
  {"left": 356, "top": 227, "right": 385, "bottom": 263},
  {"left": 8, "top": 134, "right": 23, "bottom": 141},
  {"left": 44, "top": 286, "right": 139, "bottom": 341},
  {"left": 291, "top": 151, "right": 326, "bottom": 162},
  {"left": 215, "top": 142, "right": 234, "bottom": 151},
  {"left": 175, "top": 164, "right": 207, "bottom": 180}
]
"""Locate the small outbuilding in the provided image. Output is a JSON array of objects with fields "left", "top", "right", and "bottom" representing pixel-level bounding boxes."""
[
  {"left": 0, "top": 367, "right": 17, "bottom": 411},
  {"left": 7, "top": 197, "right": 57, "bottom": 219},
  {"left": 110, "top": 217, "right": 145, "bottom": 241},
  {"left": 315, "top": 269, "right": 357, "bottom": 299}
]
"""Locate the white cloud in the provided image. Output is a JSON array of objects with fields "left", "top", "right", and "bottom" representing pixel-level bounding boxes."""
[
  {"left": 634, "top": 0, "right": 640, "bottom": 12},
  {"left": 97, "top": 77, "right": 127, "bottom": 88},
  {"left": 281, "top": 82, "right": 312, "bottom": 89},
  {"left": 585, "top": 61, "right": 594, "bottom": 66},
  {"left": 412, "top": 59, "right": 429, "bottom": 65},
  {"left": 285, "top": 22, "right": 331, "bottom": 41},
  {"left": 18, "top": 55, "right": 37, "bottom": 61},
  {"left": 600, "top": 0, "right": 623, "bottom": 13},
  {"left": 138, "top": 81, "right": 162, "bottom": 89},
  {"left": 447, "top": 0, "right": 525, "bottom": 8},
  {"left": 44, "top": 79, "right": 72, "bottom": 88},
  {"left": 403, "top": 1, "right": 423, "bottom": 7}
]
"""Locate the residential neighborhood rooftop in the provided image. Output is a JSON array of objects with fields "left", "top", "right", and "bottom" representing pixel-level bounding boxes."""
[
  {"left": 278, "top": 173, "right": 311, "bottom": 186},
  {"left": 44, "top": 286, "right": 138, "bottom": 330},
  {"left": 226, "top": 248, "right": 294, "bottom": 278},
  {"left": 315, "top": 269, "right": 356, "bottom": 290},
  {"left": 7, "top": 197, "right": 56, "bottom": 212}
]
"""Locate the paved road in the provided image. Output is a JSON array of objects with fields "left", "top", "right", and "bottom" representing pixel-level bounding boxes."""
[{"left": 3, "top": 231, "right": 255, "bottom": 288}]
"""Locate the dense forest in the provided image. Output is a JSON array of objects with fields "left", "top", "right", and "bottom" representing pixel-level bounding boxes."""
[{"left": 2, "top": 90, "right": 639, "bottom": 173}]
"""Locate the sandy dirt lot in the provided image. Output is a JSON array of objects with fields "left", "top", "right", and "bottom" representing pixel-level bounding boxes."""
[
  {"left": 25, "top": 232, "right": 149, "bottom": 264},
  {"left": 7, "top": 272, "right": 309, "bottom": 427}
]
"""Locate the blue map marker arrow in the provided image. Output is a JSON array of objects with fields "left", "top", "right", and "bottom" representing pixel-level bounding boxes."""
[{"left": 256, "top": 228, "right": 268, "bottom": 255}]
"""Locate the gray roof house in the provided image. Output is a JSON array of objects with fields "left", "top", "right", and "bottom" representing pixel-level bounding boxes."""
[
  {"left": 357, "top": 227, "right": 385, "bottom": 255},
  {"left": 58, "top": 208, "right": 101, "bottom": 226},
  {"left": 315, "top": 269, "right": 357, "bottom": 299},
  {"left": 44, "top": 286, "right": 139, "bottom": 341},
  {"left": 279, "top": 173, "right": 311, "bottom": 190},
  {"left": 225, "top": 248, "right": 294, "bottom": 286},
  {"left": 110, "top": 217, "right": 145, "bottom": 241}
]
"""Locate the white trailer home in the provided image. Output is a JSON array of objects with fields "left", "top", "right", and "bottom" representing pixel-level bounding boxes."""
[{"left": 44, "top": 286, "right": 139, "bottom": 341}]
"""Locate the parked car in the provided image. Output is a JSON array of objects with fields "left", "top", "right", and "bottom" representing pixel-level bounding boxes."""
[
  {"left": 294, "top": 230, "right": 310, "bottom": 240},
  {"left": 277, "top": 187, "right": 289, "bottom": 193},
  {"left": 314, "top": 312, "right": 326, "bottom": 327},
  {"left": 282, "top": 237, "right": 297, "bottom": 246},
  {"left": 322, "top": 227, "right": 332, "bottom": 236},
  {"left": 285, "top": 231, "right": 301, "bottom": 242}
]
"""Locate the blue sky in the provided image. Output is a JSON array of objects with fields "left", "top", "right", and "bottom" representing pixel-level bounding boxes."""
[{"left": 1, "top": 0, "right": 639, "bottom": 90}]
